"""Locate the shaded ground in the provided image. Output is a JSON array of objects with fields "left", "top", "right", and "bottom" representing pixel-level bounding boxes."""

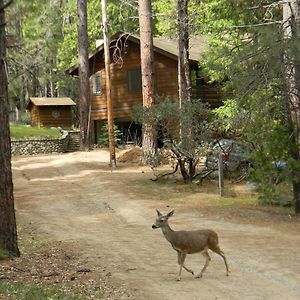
[{"left": 2, "top": 150, "right": 300, "bottom": 299}]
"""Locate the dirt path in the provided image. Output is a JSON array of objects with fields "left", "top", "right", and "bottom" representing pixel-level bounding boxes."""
[{"left": 12, "top": 150, "right": 300, "bottom": 300}]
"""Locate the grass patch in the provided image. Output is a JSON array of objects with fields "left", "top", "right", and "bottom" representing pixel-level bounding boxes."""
[
  {"left": 0, "top": 248, "right": 9, "bottom": 260},
  {"left": 132, "top": 176, "right": 258, "bottom": 207},
  {"left": 19, "top": 236, "right": 47, "bottom": 251},
  {"left": 0, "top": 281, "right": 84, "bottom": 300},
  {"left": 0, "top": 281, "right": 104, "bottom": 300},
  {"left": 10, "top": 125, "right": 61, "bottom": 140}
]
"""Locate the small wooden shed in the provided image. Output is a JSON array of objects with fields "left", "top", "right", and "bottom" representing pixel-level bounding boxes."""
[{"left": 27, "top": 97, "right": 76, "bottom": 129}]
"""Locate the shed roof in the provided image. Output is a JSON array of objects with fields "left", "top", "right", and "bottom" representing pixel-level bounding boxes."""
[
  {"left": 66, "top": 32, "right": 208, "bottom": 76},
  {"left": 27, "top": 97, "right": 76, "bottom": 108}
]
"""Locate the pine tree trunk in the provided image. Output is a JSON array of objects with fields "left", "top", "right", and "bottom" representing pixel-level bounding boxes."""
[
  {"left": 177, "top": 0, "right": 191, "bottom": 149},
  {"left": 282, "top": 0, "right": 300, "bottom": 213},
  {"left": 0, "top": 0, "right": 20, "bottom": 257},
  {"left": 138, "top": 0, "right": 157, "bottom": 164},
  {"left": 101, "top": 0, "right": 116, "bottom": 168},
  {"left": 77, "top": 0, "right": 90, "bottom": 151},
  {"left": 177, "top": 0, "right": 190, "bottom": 108},
  {"left": 177, "top": 0, "right": 195, "bottom": 179}
]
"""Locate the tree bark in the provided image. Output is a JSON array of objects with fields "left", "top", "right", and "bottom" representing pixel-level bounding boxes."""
[
  {"left": 177, "top": 0, "right": 190, "bottom": 108},
  {"left": 0, "top": 0, "right": 20, "bottom": 257},
  {"left": 282, "top": 0, "right": 300, "bottom": 213},
  {"left": 283, "top": 1, "right": 300, "bottom": 146},
  {"left": 177, "top": 0, "right": 194, "bottom": 178},
  {"left": 101, "top": 0, "right": 116, "bottom": 168},
  {"left": 138, "top": 0, "right": 157, "bottom": 164},
  {"left": 177, "top": 0, "right": 191, "bottom": 149},
  {"left": 77, "top": 0, "right": 90, "bottom": 151}
]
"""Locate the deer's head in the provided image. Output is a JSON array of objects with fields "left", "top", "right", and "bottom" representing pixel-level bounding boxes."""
[{"left": 152, "top": 209, "right": 174, "bottom": 229}]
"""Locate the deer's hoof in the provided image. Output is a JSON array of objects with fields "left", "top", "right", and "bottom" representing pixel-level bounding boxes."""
[
  {"left": 176, "top": 277, "right": 181, "bottom": 282},
  {"left": 195, "top": 274, "right": 203, "bottom": 279}
]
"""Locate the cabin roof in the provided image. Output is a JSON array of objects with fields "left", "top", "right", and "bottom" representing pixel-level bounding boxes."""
[
  {"left": 66, "top": 32, "right": 208, "bottom": 76},
  {"left": 27, "top": 97, "right": 76, "bottom": 108},
  {"left": 153, "top": 36, "right": 207, "bottom": 61}
]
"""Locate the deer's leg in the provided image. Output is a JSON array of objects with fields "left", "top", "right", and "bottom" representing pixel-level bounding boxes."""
[
  {"left": 177, "top": 252, "right": 194, "bottom": 275},
  {"left": 183, "top": 263, "right": 194, "bottom": 275},
  {"left": 177, "top": 252, "right": 191, "bottom": 281},
  {"left": 177, "top": 252, "right": 184, "bottom": 281},
  {"left": 213, "top": 247, "right": 230, "bottom": 276},
  {"left": 195, "top": 250, "right": 211, "bottom": 279}
]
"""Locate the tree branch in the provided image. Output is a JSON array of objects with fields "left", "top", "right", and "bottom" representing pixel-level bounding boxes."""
[
  {"left": 0, "top": 0, "right": 13, "bottom": 12},
  {"left": 151, "top": 162, "right": 179, "bottom": 181},
  {"left": 231, "top": 20, "right": 281, "bottom": 29}
]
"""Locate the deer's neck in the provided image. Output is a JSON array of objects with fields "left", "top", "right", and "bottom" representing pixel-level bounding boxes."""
[{"left": 161, "top": 222, "right": 175, "bottom": 244}]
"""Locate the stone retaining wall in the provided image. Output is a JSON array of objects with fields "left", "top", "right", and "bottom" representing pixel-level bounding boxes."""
[{"left": 11, "top": 131, "right": 70, "bottom": 156}]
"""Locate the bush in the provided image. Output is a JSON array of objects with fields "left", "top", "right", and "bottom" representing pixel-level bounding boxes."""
[
  {"left": 133, "top": 99, "right": 218, "bottom": 182},
  {"left": 97, "top": 122, "right": 122, "bottom": 147}
]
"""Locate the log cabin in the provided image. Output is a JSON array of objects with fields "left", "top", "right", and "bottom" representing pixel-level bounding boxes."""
[
  {"left": 27, "top": 97, "right": 76, "bottom": 129},
  {"left": 66, "top": 32, "right": 223, "bottom": 144}
]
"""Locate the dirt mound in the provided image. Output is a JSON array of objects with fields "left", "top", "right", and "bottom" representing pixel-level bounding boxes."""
[{"left": 118, "top": 147, "right": 142, "bottom": 164}]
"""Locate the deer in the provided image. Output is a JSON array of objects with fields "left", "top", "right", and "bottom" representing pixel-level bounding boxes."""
[{"left": 152, "top": 209, "right": 230, "bottom": 281}]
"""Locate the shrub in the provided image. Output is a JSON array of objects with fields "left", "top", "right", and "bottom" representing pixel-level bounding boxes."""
[
  {"left": 133, "top": 99, "right": 218, "bottom": 182},
  {"left": 97, "top": 122, "right": 122, "bottom": 147}
]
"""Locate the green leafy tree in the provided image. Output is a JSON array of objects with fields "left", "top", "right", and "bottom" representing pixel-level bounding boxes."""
[
  {"left": 134, "top": 99, "right": 217, "bottom": 182},
  {"left": 197, "top": 0, "right": 300, "bottom": 210}
]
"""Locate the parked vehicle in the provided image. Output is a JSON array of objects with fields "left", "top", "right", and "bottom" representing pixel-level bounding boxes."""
[{"left": 205, "top": 139, "right": 253, "bottom": 174}]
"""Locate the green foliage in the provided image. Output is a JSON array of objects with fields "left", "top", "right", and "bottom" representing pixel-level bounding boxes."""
[
  {"left": 57, "top": 0, "right": 139, "bottom": 76},
  {"left": 134, "top": 98, "right": 216, "bottom": 146},
  {"left": 7, "top": 0, "right": 65, "bottom": 96},
  {"left": 197, "top": 0, "right": 300, "bottom": 205},
  {"left": 213, "top": 99, "right": 239, "bottom": 134},
  {"left": 10, "top": 125, "right": 61, "bottom": 140},
  {"left": 0, "top": 248, "right": 9, "bottom": 260},
  {"left": 133, "top": 99, "right": 217, "bottom": 182},
  {"left": 249, "top": 122, "right": 300, "bottom": 206},
  {"left": 0, "top": 281, "right": 89, "bottom": 300},
  {"left": 153, "top": 0, "right": 177, "bottom": 36},
  {"left": 97, "top": 122, "right": 122, "bottom": 147}
]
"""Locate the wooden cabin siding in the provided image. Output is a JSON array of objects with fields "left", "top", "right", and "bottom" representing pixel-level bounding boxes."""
[
  {"left": 90, "top": 41, "right": 179, "bottom": 121},
  {"left": 191, "top": 85, "right": 223, "bottom": 108},
  {"left": 37, "top": 107, "right": 73, "bottom": 128},
  {"left": 155, "top": 54, "right": 178, "bottom": 100},
  {"left": 30, "top": 105, "right": 41, "bottom": 127}
]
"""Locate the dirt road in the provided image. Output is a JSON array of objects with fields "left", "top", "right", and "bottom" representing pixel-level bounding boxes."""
[{"left": 12, "top": 150, "right": 300, "bottom": 300}]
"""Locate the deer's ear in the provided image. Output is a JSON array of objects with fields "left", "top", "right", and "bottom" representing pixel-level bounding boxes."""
[
  {"left": 167, "top": 210, "right": 174, "bottom": 218},
  {"left": 156, "top": 209, "right": 162, "bottom": 216}
]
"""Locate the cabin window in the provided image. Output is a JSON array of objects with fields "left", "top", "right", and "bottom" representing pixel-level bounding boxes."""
[
  {"left": 92, "top": 72, "right": 102, "bottom": 95},
  {"left": 128, "top": 68, "right": 142, "bottom": 91}
]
